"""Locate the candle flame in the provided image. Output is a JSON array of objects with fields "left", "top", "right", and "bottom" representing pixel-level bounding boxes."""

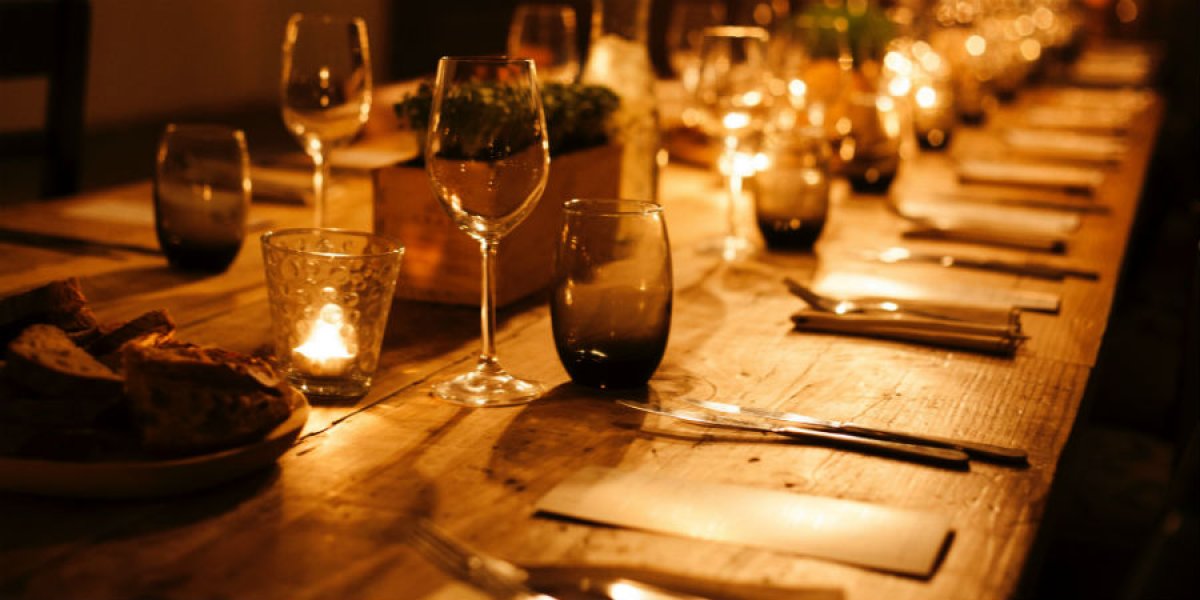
[{"left": 295, "top": 303, "right": 355, "bottom": 367}]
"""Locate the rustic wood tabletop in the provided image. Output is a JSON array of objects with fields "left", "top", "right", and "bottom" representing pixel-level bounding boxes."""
[{"left": 0, "top": 85, "right": 1163, "bottom": 600}]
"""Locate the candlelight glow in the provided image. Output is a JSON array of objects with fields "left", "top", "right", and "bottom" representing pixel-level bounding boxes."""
[
  {"left": 915, "top": 86, "right": 939, "bottom": 109},
  {"left": 723, "top": 111, "right": 751, "bottom": 131},
  {"left": 965, "top": 35, "right": 987, "bottom": 57},
  {"left": 294, "top": 302, "right": 356, "bottom": 375}
]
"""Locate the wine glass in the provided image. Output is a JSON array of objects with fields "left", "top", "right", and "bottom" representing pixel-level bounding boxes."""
[
  {"left": 666, "top": 0, "right": 727, "bottom": 95},
  {"left": 694, "top": 26, "right": 770, "bottom": 261},
  {"left": 281, "top": 13, "right": 372, "bottom": 228},
  {"left": 425, "top": 57, "right": 550, "bottom": 407},
  {"left": 507, "top": 3, "right": 580, "bottom": 83}
]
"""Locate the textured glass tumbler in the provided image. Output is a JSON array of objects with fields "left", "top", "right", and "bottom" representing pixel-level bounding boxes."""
[
  {"left": 154, "top": 123, "right": 250, "bottom": 272},
  {"left": 261, "top": 229, "right": 404, "bottom": 400},
  {"left": 552, "top": 199, "right": 672, "bottom": 389}
]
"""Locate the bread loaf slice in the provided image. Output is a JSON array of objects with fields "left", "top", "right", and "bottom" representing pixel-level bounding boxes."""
[
  {"left": 0, "top": 278, "right": 99, "bottom": 345},
  {"left": 4, "top": 324, "right": 123, "bottom": 400},
  {"left": 88, "top": 309, "right": 176, "bottom": 359},
  {"left": 123, "top": 340, "right": 300, "bottom": 454}
]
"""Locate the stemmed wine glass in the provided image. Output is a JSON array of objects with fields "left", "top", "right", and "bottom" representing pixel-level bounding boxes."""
[
  {"left": 425, "top": 57, "right": 550, "bottom": 407},
  {"left": 281, "top": 13, "right": 372, "bottom": 228},
  {"left": 507, "top": 3, "right": 580, "bottom": 83},
  {"left": 666, "top": 0, "right": 726, "bottom": 96},
  {"left": 694, "top": 26, "right": 770, "bottom": 261}
]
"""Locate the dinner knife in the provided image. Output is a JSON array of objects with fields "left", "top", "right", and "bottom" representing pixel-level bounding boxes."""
[
  {"left": 616, "top": 401, "right": 970, "bottom": 468},
  {"left": 685, "top": 399, "right": 1028, "bottom": 465},
  {"left": 869, "top": 248, "right": 1099, "bottom": 281}
]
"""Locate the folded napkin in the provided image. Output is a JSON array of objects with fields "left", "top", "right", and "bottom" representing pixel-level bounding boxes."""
[
  {"left": 791, "top": 309, "right": 1026, "bottom": 355},
  {"left": 902, "top": 223, "right": 1068, "bottom": 253},
  {"left": 1022, "top": 106, "right": 1133, "bottom": 133},
  {"left": 1003, "top": 128, "right": 1128, "bottom": 163},
  {"left": 957, "top": 159, "right": 1105, "bottom": 195}
]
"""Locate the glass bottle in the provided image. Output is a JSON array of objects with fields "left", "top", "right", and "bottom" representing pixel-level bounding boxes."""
[{"left": 581, "top": 0, "right": 661, "bottom": 203}]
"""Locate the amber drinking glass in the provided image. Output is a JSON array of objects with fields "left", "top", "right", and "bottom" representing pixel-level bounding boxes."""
[
  {"left": 552, "top": 199, "right": 672, "bottom": 389},
  {"left": 154, "top": 123, "right": 250, "bottom": 273}
]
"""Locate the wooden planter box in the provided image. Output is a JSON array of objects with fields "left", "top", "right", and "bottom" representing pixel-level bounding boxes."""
[{"left": 373, "top": 144, "right": 622, "bottom": 306}]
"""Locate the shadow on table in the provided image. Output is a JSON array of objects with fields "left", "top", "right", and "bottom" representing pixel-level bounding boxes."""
[{"left": 0, "top": 464, "right": 281, "bottom": 552}]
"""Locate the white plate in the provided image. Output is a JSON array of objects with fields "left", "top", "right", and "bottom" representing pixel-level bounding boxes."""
[{"left": 0, "top": 392, "right": 309, "bottom": 498}]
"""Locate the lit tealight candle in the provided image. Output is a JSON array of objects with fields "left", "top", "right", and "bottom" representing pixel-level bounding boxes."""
[{"left": 294, "top": 303, "right": 357, "bottom": 377}]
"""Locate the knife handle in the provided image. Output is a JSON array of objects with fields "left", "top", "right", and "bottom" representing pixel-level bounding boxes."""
[
  {"left": 777, "top": 426, "right": 970, "bottom": 468},
  {"left": 839, "top": 424, "right": 1028, "bottom": 465}
]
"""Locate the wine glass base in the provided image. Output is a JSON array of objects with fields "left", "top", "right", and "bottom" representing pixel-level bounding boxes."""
[{"left": 432, "top": 363, "right": 544, "bottom": 407}]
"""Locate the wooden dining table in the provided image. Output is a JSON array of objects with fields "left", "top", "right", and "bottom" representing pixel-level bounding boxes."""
[{"left": 0, "top": 85, "right": 1162, "bottom": 600}]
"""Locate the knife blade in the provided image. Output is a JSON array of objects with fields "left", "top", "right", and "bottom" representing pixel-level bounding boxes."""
[
  {"left": 616, "top": 401, "right": 969, "bottom": 468},
  {"left": 869, "top": 247, "right": 1098, "bottom": 281},
  {"left": 684, "top": 399, "right": 1029, "bottom": 465}
]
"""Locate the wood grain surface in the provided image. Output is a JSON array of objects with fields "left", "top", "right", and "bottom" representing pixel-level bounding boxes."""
[{"left": 0, "top": 88, "right": 1162, "bottom": 600}]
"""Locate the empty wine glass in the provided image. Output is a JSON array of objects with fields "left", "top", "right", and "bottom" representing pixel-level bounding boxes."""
[
  {"left": 425, "top": 57, "right": 550, "bottom": 407},
  {"left": 507, "top": 3, "right": 580, "bottom": 83},
  {"left": 281, "top": 13, "right": 372, "bottom": 228},
  {"left": 694, "top": 26, "right": 770, "bottom": 261},
  {"left": 666, "top": 0, "right": 726, "bottom": 95}
]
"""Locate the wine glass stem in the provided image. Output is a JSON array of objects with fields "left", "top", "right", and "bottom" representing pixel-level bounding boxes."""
[
  {"left": 723, "top": 135, "right": 742, "bottom": 244},
  {"left": 311, "top": 149, "right": 331, "bottom": 228},
  {"left": 478, "top": 239, "right": 499, "bottom": 369}
]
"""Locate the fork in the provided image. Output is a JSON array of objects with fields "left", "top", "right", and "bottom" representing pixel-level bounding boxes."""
[{"left": 408, "top": 519, "right": 549, "bottom": 599}]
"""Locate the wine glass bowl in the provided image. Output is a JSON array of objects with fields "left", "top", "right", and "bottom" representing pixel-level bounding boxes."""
[
  {"left": 507, "top": 3, "right": 580, "bottom": 83},
  {"left": 281, "top": 13, "right": 372, "bottom": 227},
  {"left": 425, "top": 57, "right": 550, "bottom": 407}
]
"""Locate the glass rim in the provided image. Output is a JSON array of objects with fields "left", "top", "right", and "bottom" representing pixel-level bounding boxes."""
[
  {"left": 163, "top": 122, "right": 246, "bottom": 141},
  {"left": 563, "top": 198, "right": 663, "bottom": 217},
  {"left": 437, "top": 55, "right": 536, "bottom": 66},
  {"left": 701, "top": 25, "right": 770, "bottom": 40},
  {"left": 260, "top": 228, "right": 405, "bottom": 259},
  {"left": 287, "top": 12, "right": 367, "bottom": 26}
]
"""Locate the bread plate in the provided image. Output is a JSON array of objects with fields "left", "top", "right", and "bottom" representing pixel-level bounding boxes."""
[{"left": 0, "top": 389, "right": 309, "bottom": 498}]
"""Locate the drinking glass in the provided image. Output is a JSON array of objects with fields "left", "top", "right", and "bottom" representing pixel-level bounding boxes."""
[
  {"left": 666, "top": 0, "right": 726, "bottom": 94},
  {"left": 507, "top": 3, "right": 580, "bottom": 83},
  {"left": 281, "top": 13, "right": 372, "bottom": 228},
  {"left": 262, "top": 229, "right": 404, "bottom": 400},
  {"left": 425, "top": 57, "right": 550, "bottom": 407},
  {"left": 694, "top": 26, "right": 770, "bottom": 261},
  {"left": 552, "top": 199, "right": 672, "bottom": 389},
  {"left": 154, "top": 123, "right": 250, "bottom": 273}
]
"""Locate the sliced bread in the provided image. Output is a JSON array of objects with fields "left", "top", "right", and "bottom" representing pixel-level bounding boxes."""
[{"left": 4, "top": 324, "right": 123, "bottom": 400}]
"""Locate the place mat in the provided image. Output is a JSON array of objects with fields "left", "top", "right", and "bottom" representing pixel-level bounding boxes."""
[
  {"left": 536, "top": 466, "right": 952, "bottom": 577},
  {"left": 956, "top": 159, "right": 1105, "bottom": 194},
  {"left": 1002, "top": 128, "right": 1128, "bottom": 163},
  {"left": 902, "top": 225, "right": 1068, "bottom": 254}
]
